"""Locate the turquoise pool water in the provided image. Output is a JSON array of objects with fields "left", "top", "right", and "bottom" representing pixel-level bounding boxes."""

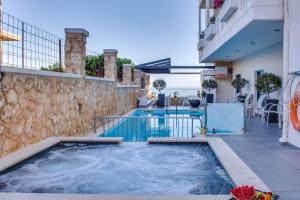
[
  {"left": 101, "top": 110, "right": 204, "bottom": 142},
  {"left": 0, "top": 143, "right": 234, "bottom": 194}
]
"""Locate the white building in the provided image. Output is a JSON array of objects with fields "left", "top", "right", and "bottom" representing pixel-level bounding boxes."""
[{"left": 198, "top": 0, "right": 300, "bottom": 147}]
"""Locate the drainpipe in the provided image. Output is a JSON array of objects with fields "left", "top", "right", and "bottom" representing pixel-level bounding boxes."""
[{"left": 280, "top": 0, "right": 289, "bottom": 143}]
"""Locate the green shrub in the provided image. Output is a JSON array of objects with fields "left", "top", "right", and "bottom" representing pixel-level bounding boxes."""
[
  {"left": 202, "top": 79, "right": 218, "bottom": 94},
  {"left": 85, "top": 54, "right": 134, "bottom": 77},
  {"left": 85, "top": 55, "right": 104, "bottom": 76},
  {"left": 255, "top": 73, "right": 282, "bottom": 98},
  {"left": 153, "top": 79, "right": 167, "bottom": 94},
  {"left": 41, "top": 63, "right": 64, "bottom": 72},
  {"left": 231, "top": 78, "right": 248, "bottom": 92}
]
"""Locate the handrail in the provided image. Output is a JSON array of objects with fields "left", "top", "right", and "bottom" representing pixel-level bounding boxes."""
[{"left": 93, "top": 115, "right": 204, "bottom": 141}]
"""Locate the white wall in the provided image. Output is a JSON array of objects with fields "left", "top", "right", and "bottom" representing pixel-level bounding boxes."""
[
  {"left": 232, "top": 43, "right": 283, "bottom": 101},
  {"left": 216, "top": 43, "right": 283, "bottom": 103},
  {"left": 216, "top": 79, "right": 233, "bottom": 103},
  {"left": 283, "top": 0, "right": 300, "bottom": 148}
]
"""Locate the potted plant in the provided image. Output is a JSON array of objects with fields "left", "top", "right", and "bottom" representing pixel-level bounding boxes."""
[
  {"left": 199, "top": 31, "right": 205, "bottom": 39},
  {"left": 209, "top": 16, "right": 216, "bottom": 24},
  {"left": 231, "top": 78, "right": 248, "bottom": 93},
  {"left": 255, "top": 73, "right": 282, "bottom": 122},
  {"left": 153, "top": 79, "right": 167, "bottom": 107},
  {"left": 231, "top": 78, "right": 248, "bottom": 102},
  {"left": 214, "top": 0, "right": 224, "bottom": 9},
  {"left": 202, "top": 79, "right": 218, "bottom": 103},
  {"left": 198, "top": 31, "right": 205, "bottom": 50},
  {"left": 201, "top": 90, "right": 207, "bottom": 100}
]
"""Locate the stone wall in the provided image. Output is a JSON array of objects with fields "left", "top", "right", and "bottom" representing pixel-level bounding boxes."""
[
  {"left": 0, "top": 69, "right": 138, "bottom": 157},
  {"left": 122, "top": 64, "right": 133, "bottom": 85}
]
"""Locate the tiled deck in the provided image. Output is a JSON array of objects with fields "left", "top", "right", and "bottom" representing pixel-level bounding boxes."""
[{"left": 220, "top": 117, "right": 300, "bottom": 200}]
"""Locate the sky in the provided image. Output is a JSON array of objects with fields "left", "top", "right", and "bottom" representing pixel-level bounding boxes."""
[{"left": 4, "top": 0, "right": 202, "bottom": 89}]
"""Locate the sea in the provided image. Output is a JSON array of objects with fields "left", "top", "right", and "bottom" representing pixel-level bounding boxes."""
[{"left": 150, "top": 88, "right": 200, "bottom": 96}]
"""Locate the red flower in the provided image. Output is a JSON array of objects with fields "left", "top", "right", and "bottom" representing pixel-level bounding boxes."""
[
  {"left": 230, "top": 185, "right": 256, "bottom": 200},
  {"left": 214, "top": 0, "right": 224, "bottom": 9}
]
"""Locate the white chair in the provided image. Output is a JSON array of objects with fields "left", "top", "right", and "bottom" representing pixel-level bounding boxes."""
[
  {"left": 244, "top": 94, "right": 254, "bottom": 117},
  {"left": 138, "top": 96, "right": 151, "bottom": 107},
  {"left": 264, "top": 104, "right": 283, "bottom": 128},
  {"left": 253, "top": 94, "right": 267, "bottom": 117},
  {"left": 232, "top": 93, "right": 244, "bottom": 103},
  {"left": 261, "top": 102, "right": 282, "bottom": 127},
  {"left": 182, "top": 97, "right": 190, "bottom": 106}
]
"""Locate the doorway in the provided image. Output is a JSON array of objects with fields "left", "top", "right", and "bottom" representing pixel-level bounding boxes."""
[
  {"left": 235, "top": 74, "right": 241, "bottom": 94},
  {"left": 255, "top": 70, "right": 264, "bottom": 101}
]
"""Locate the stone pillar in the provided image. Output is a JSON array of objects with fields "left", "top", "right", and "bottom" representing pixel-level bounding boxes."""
[
  {"left": 104, "top": 49, "right": 118, "bottom": 81},
  {"left": 122, "top": 64, "right": 133, "bottom": 85},
  {"left": 133, "top": 69, "right": 142, "bottom": 86},
  {"left": 64, "top": 28, "right": 89, "bottom": 76},
  {"left": 0, "top": 0, "right": 3, "bottom": 65},
  {"left": 144, "top": 74, "right": 151, "bottom": 89}
]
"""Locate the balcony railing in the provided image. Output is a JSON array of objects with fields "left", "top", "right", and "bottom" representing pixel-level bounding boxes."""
[
  {"left": 199, "top": 0, "right": 252, "bottom": 52},
  {"left": 219, "top": 0, "right": 239, "bottom": 22},
  {"left": 94, "top": 115, "right": 204, "bottom": 142}
]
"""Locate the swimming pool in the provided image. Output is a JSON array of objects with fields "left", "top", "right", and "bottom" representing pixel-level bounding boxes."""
[
  {"left": 0, "top": 142, "right": 234, "bottom": 195},
  {"left": 101, "top": 109, "right": 204, "bottom": 141}
]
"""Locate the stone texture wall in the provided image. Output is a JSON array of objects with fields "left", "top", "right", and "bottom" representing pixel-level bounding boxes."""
[
  {"left": 122, "top": 65, "right": 133, "bottom": 85},
  {"left": 133, "top": 69, "right": 142, "bottom": 86},
  {"left": 137, "top": 89, "right": 150, "bottom": 98},
  {"left": 0, "top": 72, "right": 138, "bottom": 157}
]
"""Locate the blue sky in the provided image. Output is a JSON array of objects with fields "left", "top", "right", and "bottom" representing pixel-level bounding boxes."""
[{"left": 4, "top": 0, "right": 201, "bottom": 89}]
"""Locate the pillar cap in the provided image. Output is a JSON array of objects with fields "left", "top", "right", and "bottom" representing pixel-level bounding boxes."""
[
  {"left": 123, "top": 64, "right": 134, "bottom": 68},
  {"left": 65, "top": 28, "right": 89, "bottom": 37},
  {"left": 104, "top": 49, "right": 118, "bottom": 54}
]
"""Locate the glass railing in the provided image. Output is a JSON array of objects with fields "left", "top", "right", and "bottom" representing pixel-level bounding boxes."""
[{"left": 205, "top": 103, "right": 245, "bottom": 134}]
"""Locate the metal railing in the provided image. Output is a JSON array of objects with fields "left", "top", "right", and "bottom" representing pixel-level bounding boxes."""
[
  {"left": 94, "top": 115, "right": 204, "bottom": 142},
  {"left": 1, "top": 12, "right": 65, "bottom": 70}
]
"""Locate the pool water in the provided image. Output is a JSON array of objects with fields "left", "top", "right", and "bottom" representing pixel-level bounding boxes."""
[
  {"left": 0, "top": 143, "right": 234, "bottom": 195},
  {"left": 102, "top": 110, "right": 204, "bottom": 141}
]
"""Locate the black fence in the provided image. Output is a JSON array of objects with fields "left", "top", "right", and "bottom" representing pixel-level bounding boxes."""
[{"left": 1, "top": 12, "right": 64, "bottom": 70}]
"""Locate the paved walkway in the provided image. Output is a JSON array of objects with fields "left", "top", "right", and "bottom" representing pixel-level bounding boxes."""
[{"left": 220, "top": 117, "right": 300, "bottom": 200}]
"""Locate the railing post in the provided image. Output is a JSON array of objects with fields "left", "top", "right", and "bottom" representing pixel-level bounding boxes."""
[
  {"left": 205, "top": 103, "right": 208, "bottom": 129},
  {"left": 58, "top": 39, "right": 62, "bottom": 71},
  {"left": 243, "top": 104, "right": 247, "bottom": 134},
  {"left": 21, "top": 21, "right": 25, "bottom": 68},
  {"left": 192, "top": 118, "right": 194, "bottom": 137}
]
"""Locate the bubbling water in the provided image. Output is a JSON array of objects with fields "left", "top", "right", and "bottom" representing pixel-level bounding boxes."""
[{"left": 0, "top": 143, "right": 233, "bottom": 194}]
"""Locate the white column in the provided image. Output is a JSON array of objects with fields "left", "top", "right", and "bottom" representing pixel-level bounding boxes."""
[
  {"left": 280, "top": 0, "right": 290, "bottom": 143},
  {"left": 206, "top": 0, "right": 210, "bottom": 27}
]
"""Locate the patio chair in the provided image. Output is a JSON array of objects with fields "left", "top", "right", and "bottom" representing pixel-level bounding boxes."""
[
  {"left": 261, "top": 103, "right": 283, "bottom": 128},
  {"left": 165, "top": 95, "right": 171, "bottom": 106},
  {"left": 253, "top": 94, "right": 267, "bottom": 117},
  {"left": 232, "top": 93, "right": 247, "bottom": 103},
  {"left": 244, "top": 94, "right": 254, "bottom": 117},
  {"left": 182, "top": 97, "right": 190, "bottom": 106}
]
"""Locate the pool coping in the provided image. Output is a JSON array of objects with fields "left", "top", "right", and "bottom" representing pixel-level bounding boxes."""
[{"left": 0, "top": 137, "right": 269, "bottom": 200}]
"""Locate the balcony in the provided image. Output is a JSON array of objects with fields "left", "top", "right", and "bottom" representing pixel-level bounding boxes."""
[
  {"left": 219, "top": 0, "right": 238, "bottom": 22},
  {"left": 204, "top": 24, "right": 216, "bottom": 41},
  {"left": 198, "top": 39, "right": 205, "bottom": 51},
  {"left": 199, "top": 0, "right": 284, "bottom": 63}
]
